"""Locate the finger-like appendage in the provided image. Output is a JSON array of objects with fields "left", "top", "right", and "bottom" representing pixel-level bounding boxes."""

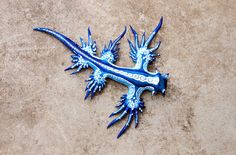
[
  {"left": 85, "top": 85, "right": 95, "bottom": 99},
  {"left": 117, "top": 112, "right": 133, "bottom": 138},
  {"left": 64, "top": 62, "right": 79, "bottom": 71},
  {"left": 85, "top": 80, "right": 94, "bottom": 91},
  {"left": 90, "top": 85, "right": 98, "bottom": 98},
  {"left": 115, "top": 102, "right": 123, "bottom": 108},
  {"left": 134, "top": 110, "right": 139, "bottom": 128},
  {"left": 128, "top": 39, "right": 136, "bottom": 54},
  {"left": 111, "top": 27, "right": 127, "bottom": 50},
  {"left": 72, "top": 59, "right": 78, "bottom": 63},
  {"left": 85, "top": 81, "right": 96, "bottom": 98},
  {"left": 150, "top": 41, "right": 161, "bottom": 52},
  {"left": 98, "top": 86, "right": 102, "bottom": 92},
  {"left": 71, "top": 55, "right": 79, "bottom": 59},
  {"left": 85, "top": 77, "right": 92, "bottom": 82},
  {"left": 108, "top": 40, "right": 112, "bottom": 48},
  {"left": 84, "top": 90, "right": 91, "bottom": 100},
  {"left": 92, "top": 41, "right": 96, "bottom": 49},
  {"left": 139, "top": 101, "right": 145, "bottom": 108},
  {"left": 88, "top": 27, "right": 92, "bottom": 45},
  {"left": 71, "top": 65, "right": 83, "bottom": 75},
  {"left": 109, "top": 104, "right": 126, "bottom": 118},
  {"left": 139, "top": 107, "right": 143, "bottom": 113},
  {"left": 107, "top": 108, "right": 128, "bottom": 128},
  {"left": 129, "top": 26, "right": 139, "bottom": 48},
  {"left": 141, "top": 32, "right": 145, "bottom": 47},
  {"left": 89, "top": 81, "right": 97, "bottom": 91},
  {"left": 145, "top": 16, "right": 163, "bottom": 47},
  {"left": 80, "top": 37, "right": 86, "bottom": 48}
]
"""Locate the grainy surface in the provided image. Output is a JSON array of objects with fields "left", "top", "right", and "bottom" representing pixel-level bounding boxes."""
[{"left": 0, "top": 0, "right": 236, "bottom": 154}]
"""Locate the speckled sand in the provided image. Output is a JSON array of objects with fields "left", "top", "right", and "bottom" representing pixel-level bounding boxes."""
[{"left": 0, "top": 0, "right": 236, "bottom": 154}]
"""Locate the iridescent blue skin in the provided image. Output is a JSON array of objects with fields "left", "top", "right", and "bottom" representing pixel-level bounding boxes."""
[{"left": 34, "top": 17, "right": 169, "bottom": 138}]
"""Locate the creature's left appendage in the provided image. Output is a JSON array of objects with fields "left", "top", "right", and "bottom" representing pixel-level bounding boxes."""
[
  {"left": 85, "top": 70, "right": 107, "bottom": 99},
  {"left": 108, "top": 87, "right": 146, "bottom": 138}
]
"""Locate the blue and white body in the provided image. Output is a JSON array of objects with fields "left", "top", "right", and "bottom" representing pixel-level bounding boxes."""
[{"left": 34, "top": 17, "right": 169, "bottom": 138}]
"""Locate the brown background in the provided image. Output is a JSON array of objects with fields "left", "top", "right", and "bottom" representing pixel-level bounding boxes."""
[{"left": 0, "top": 0, "right": 236, "bottom": 154}]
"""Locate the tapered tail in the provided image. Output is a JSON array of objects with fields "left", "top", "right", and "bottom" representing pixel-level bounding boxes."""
[{"left": 33, "top": 27, "right": 80, "bottom": 55}]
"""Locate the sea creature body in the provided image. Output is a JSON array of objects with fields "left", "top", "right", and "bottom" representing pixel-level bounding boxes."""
[{"left": 34, "top": 17, "right": 169, "bottom": 138}]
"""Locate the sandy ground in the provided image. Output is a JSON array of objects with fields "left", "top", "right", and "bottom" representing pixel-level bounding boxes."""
[{"left": 0, "top": 0, "right": 236, "bottom": 154}]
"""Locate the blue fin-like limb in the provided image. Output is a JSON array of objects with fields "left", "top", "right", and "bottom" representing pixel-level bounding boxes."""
[
  {"left": 117, "top": 112, "right": 133, "bottom": 138},
  {"left": 101, "top": 27, "right": 126, "bottom": 63},
  {"left": 78, "top": 27, "right": 97, "bottom": 55},
  {"left": 107, "top": 93, "right": 145, "bottom": 138},
  {"left": 65, "top": 55, "right": 89, "bottom": 74},
  {"left": 128, "top": 17, "right": 163, "bottom": 71},
  {"left": 84, "top": 70, "right": 106, "bottom": 99}
]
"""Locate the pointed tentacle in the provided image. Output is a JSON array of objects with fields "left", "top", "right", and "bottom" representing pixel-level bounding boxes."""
[
  {"left": 128, "top": 39, "right": 136, "bottom": 54},
  {"left": 109, "top": 104, "right": 126, "bottom": 117},
  {"left": 110, "top": 27, "right": 127, "bottom": 50},
  {"left": 84, "top": 90, "right": 91, "bottom": 100},
  {"left": 130, "top": 26, "right": 139, "bottom": 49},
  {"left": 64, "top": 63, "right": 79, "bottom": 71},
  {"left": 150, "top": 41, "right": 161, "bottom": 52},
  {"left": 145, "top": 16, "right": 163, "bottom": 47},
  {"left": 141, "top": 32, "right": 146, "bottom": 47},
  {"left": 134, "top": 110, "right": 139, "bottom": 128},
  {"left": 80, "top": 37, "right": 86, "bottom": 47},
  {"left": 107, "top": 107, "right": 129, "bottom": 128},
  {"left": 117, "top": 112, "right": 133, "bottom": 138},
  {"left": 87, "top": 27, "right": 92, "bottom": 45},
  {"left": 71, "top": 65, "right": 83, "bottom": 74},
  {"left": 85, "top": 80, "right": 94, "bottom": 91}
]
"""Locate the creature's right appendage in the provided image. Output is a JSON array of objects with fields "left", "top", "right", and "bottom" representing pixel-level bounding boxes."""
[{"left": 107, "top": 85, "right": 146, "bottom": 138}]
